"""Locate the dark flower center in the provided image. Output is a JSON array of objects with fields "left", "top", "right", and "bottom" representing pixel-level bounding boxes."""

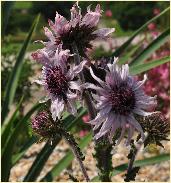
[
  {"left": 56, "top": 24, "right": 97, "bottom": 56},
  {"left": 109, "top": 83, "right": 135, "bottom": 115},
  {"left": 46, "top": 66, "right": 68, "bottom": 98}
]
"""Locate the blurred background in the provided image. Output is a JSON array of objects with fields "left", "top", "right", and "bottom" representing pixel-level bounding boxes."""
[{"left": 1, "top": 1, "right": 170, "bottom": 182}]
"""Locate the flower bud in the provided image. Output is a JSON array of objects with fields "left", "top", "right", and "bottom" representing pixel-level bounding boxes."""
[{"left": 31, "top": 111, "right": 55, "bottom": 138}]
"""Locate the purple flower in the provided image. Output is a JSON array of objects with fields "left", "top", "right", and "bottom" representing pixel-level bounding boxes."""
[
  {"left": 37, "top": 3, "right": 115, "bottom": 57},
  {"left": 31, "top": 111, "right": 53, "bottom": 137},
  {"left": 32, "top": 45, "right": 86, "bottom": 121},
  {"left": 85, "top": 57, "right": 157, "bottom": 145}
]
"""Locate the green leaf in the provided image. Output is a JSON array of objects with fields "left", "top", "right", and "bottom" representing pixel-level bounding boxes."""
[
  {"left": 1, "top": 14, "right": 40, "bottom": 124},
  {"left": 112, "top": 7, "right": 170, "bottom": 57},
  {"left": 118, "top": 43, "right": 142, "bottom": 65},
  {"left": 1, "top": 96, "right": 24, "bottom": 150},
  {"left": 130, "top": 28, "right": 170, "bottom": 67},
  {"left": 41, "top": 133, "right": 92, "bottom": 182},
  {"left": 12, "top": 136, "right": 37, "bottom": 166},
  {"left": 130, "top": 56, "right": 170, "bottom": 75},
  {"left": 1, "top": 103, "right": 42, "bottom": 181},
  {"left": 23, "top": 107, "right": 87, "bottom": 181},
  {"left": 91, "top": 153, "right": 169, "bottom": 181},
  {"left": 2, "top": 1, "right": 15, "bottom": 38}
]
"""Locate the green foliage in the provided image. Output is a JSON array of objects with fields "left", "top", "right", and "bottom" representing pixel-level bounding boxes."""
[
  {"left": 1, "top": 14, "right": 40, "bottom": 123},
  {"left": 104, "top": 1, "right": 169, "bottom": 30},
  {"left": 130, "top": 28, "right": 170, "bottom": 66},
  {"left": 130, "top": 56, "right": 170, "bottom": 75},
  {"left": 112, "top": 6, "right": 170, "bottom": 58},
  {"left": 1, "top": 103, "right": 42, "bottom": 181},
  {"left": 91, "top": 153, "right": 170, "bottom": 181}
]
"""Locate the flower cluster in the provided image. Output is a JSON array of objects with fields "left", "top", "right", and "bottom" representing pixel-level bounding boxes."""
[{"left": 31, "top": 3, "right": 160, "bottom": 147}]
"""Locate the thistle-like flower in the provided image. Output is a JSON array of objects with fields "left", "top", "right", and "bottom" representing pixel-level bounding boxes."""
[
  {"left": 137, "top": 112, "right": 169, "bottom": 147},
  {"left": 85, "top": 57, "right": 157, "bottom": 145},
  {"left": 31, "top": 111, "right": 55, "bottom": 138},
  {"left": 37, "top": 3, "right": 115, "bottom": 57},
  {"left": 32, "top": 45, "right": 86, "bottom": 120}
]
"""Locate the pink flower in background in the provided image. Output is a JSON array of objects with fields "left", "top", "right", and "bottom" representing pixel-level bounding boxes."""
[
  {"left": 141, "top": 46, "right": 170, "bottom": 117},
  {"left": 147, "top": 23, "right": 156, "bottom": 31},
  {"left": 105, "top": 10, "right": 112, "bottom": 17},
  {"left": 82, "top": 114, "right": 90, "bottom": 123},
  {"left": 151, "top": 31, "right": 159, "bottom": 39},
  {"left": 79, "top": 130, "right": 88, "bottom": 138},
  {"left": 153, "top": 8, "right": 160, "bottom": 15}
]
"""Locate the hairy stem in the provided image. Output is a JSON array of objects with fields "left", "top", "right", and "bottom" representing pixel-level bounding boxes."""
[
  {"left": 61, "top": 129, "right": 90, "bottom": 182},
  {"left": 71, "top": 42, "right": 96, "bottom": 120},
  {"left": 126, "top": 135, "right": 148, "bottom": 181},
  {"left": 94, "top": 138, "right": 113, "bottom": 182}
]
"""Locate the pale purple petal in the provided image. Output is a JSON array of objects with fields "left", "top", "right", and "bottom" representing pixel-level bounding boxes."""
[
  {"left": 44, "top": 27, "right": 55, "bottom": 42},
  {"left": 51, "top": 98, "right": 64, "bottom": 120},
  {"left": 69, "top": 81, "right": 81, "bottom": 91},
  {"left": 66, "top": 99, "right": 77, "bottom": 115},
  {"left": 133, "top": 108, "right": 155, "bottom": 116},
  {"left": 31, "top": 50, "right": 51, "bottom": 66},
  {"left": 127, "top": 115, "right": 145, "bottom": 141},
  {"left": 90, "top": 67, "right": 105, "bottom": 86},
  {"left": 126, "top": 125, "right": 134, "bottom": 146},
  {"left": 93, "top": 28, "right": 115, "bottom": 39}
]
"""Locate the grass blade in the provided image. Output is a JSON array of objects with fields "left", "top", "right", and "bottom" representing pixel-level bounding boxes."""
[
  {"left": 91, "top": 153, "right": 169, "bottom": 181},
  {"left": 41, "top": 133, "right": 92, "bottom": 182},
  {"left": 1, "top": 103, "right": 42, "bottom": 181},
  {"left": 112, "top": 7, "right": 170, "bottom": 57},
  {"left": 1, "top": 96, "right": 24, "bottom": 150},
  {"left": 130, "top": 56, "right": 170, "bottom": 75},
  {"left": 130, "top": 28, "right": 170, "bottom": 67},
  {"left": 1, "top": 14, "right": 40, "bottom": 124},
  {"left": 12, "top": 136, "right": 37, "bottom": 166}
]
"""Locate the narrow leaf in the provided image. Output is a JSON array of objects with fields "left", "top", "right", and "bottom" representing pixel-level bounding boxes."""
[
  {"left": 1, "top": 96, "right": 24, "bottom": 149},
  {"left": 1, "top": 103, "right": 42, "bottom": 181},
  {"left": 1, "top": 14, "right": 40, "bottom": 123},
  {"left": 91, "top": 153, "right": 169, "bottom": 181},
  {"left": 130, "top": 28, "right": 170, "bottom": 67},
  {"left": 112, "top": 7, "right": 170, "bottom": 57},
  {"left": 12, "top": 136, "right": 37, "bottom": 166},
  {"left": 130, "top": 56, "right": 170, "bottom": 75}
]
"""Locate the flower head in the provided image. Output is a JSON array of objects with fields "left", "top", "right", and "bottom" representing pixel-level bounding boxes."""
[
  {"left": 38, "top": 3, "right": 115, "bottom": 57},
  {"left": 31, "top": 111, "right": 54, "bottom": 138},
  {"left": 85, "top": 57, "right": 157, "bottom": 145},
  {"left": 32, "top": 45, "right": 87, "bottom": 121},
  {"left": 137, "top": 112, "right": 169, "bottom": 147}
]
